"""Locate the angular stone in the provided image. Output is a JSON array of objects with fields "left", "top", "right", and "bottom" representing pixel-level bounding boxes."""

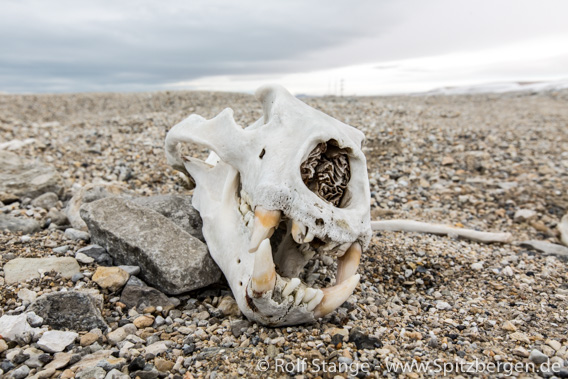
[
  {"left": 120, "top": 276, "right": 180, "bottom": 312},
  {"left": 28, "top": 291, "right": 108, "bottom": 332},
  {"left": 76, "top": 244, "right": 113, "bottom": 266},
  {"left": 64, "top": 228, "right": 90, "bottom": 242},
  {"left": 75, "top": 366, "right": 107, "bottom": 379},
  {"left": 31, "top": 192, "right": 59, "bottom": 210},
  {"left": 44, "top": 352, "right": 72, "bottom": 370},
  {"left": 92, "top": 267, "right": 129, "bottom": 292},
  {"left": 4, "top": 257, "right": 80, "bottom": 283},
  {"left": 66, "top": 183, "right": 133, "bottom": 231},
  {"left": 131, "top": 194, "right": 205, "bottom": 242},
  {"left": 37, "top": 330, "right": 78, "bottom": 353},
  {"left": 0, "top": 151, "right": 62, "bottom": 200},
  {"left": 81, "top": 197, "right": 221, "bottom": 294},
  {"left": 0, "top": 313, "right": 34, "bottom": 342},
  {"left": 0, "top": 214, "right": 41, "bottom": 234},
  {"left": 17, "top": 288, "right": 37, "bottom": 303},
  {"left": 217, "top": 296, "right": 241, "bottom": 317}
]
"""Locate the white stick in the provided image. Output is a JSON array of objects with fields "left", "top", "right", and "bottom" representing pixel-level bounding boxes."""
[{"left": 371, "top": 220, "right": 512, "bottom": 244}]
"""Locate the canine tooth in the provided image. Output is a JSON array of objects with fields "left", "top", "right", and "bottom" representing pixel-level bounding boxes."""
[
  {"left": 249, "top": 207, "right": 281, "bottom": 252},
  {"left": 282, "top": 277, "right": 301, "bottom": 297},
  {"left": 294, "top": 287, "right": 305, "bottom": 306},
  {"left": 302, "top": 287, "right": 317, "bottom": 303},
  {"left": 306, "top": 289, "right": 324, "bottom": 311},
  {"left": 336, "top": 242, "right": 362, "bottom": 285},
  {"left": 313, "top": 274, "right": 360, "bottom": 318},
  {"left": 291, "top": 220, "right": 307, "bottom": 244},
  {"left": 251, "top": 238, "right": 276, "bottom": 294}
]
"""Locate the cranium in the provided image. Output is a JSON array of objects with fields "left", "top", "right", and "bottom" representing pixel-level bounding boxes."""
[{"left": 165, "top": 85, "right": 371, "bottom": 326}]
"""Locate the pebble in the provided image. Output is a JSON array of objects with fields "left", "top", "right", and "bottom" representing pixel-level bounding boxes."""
[
  {"left": 134, "top": 315, "right": 155, "bottom": 329},
  {"left": 529, "top": 349, "right": 548, "bottom": 365},
  {"left": 509, "top": 332, "right": 530, "bottom": 344},
  {"left": 10, "top": 364, "right": 30, "bottom": 379},
  {"left": 76, "top": 252, "right": 95, "bottom": 264},
  {"left": 64, "top": 228, "right": 91, "bottom": 241},
  {"left": 31, "top": 192, "right": 59, "bottom": 210},
  {"left": 512, "top": 346, "right": 530, "bottom": 358},
  {"left": 436, "top": 301, "right": 452, "bottom": 310},
  {"left": 118, "top": 265, "right": 140, "bottom": 275},
  {"left": 546, "top": 339, "right": 562, "bottom": 351},
  {"left": 17, "top": 288, "right": 37, "bottom": 303},
  {"left": 514, "top": 209, "right": 537, "bottom": 223},
  {"left": 37, "top": 330, "right": 78, "bottom": 353},
  {"left": 92, "top": 267, "right": 130, "bottom": 292},
  {"left": 52, "top": 245, "right": 70, "bottom": 254}
]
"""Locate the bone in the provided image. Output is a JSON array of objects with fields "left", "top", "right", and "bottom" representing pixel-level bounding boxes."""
[
  {"left": 313, "top": 274, "right": 360, "bottom": 318},
  {"left": 371, "top": 220, "right": 513, "bottom": 244},
  {"left": 302, "top": 287, "right": 318, "bottom": 303},
  {"left": 336, "top": 242, "right": 362, "bottom": 284},
  {"left": 282, "top": 277, "right": 301, "bottom": 297},
  {"left": 306, "top": 289, "right": 324, "bottom": 311},
  {"left": 249, "top": 207, "right": 281, "bottom": 252},
  {"left": 251, "top": 238, "right": 276, "bottom": 294}
]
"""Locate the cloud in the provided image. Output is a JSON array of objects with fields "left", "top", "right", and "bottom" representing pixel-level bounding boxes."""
[{"left": 1, "top": 0, "right": 567, "bottom": 93}]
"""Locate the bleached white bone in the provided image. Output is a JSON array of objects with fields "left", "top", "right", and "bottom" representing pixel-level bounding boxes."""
[
  {"left": 371, "top": 220, "right": 512, "bottom": 243},
  {"left": 165, "top": 84, "right": 371, "bottom": 326}
]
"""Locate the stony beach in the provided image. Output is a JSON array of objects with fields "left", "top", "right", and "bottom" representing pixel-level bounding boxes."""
[{"left": 0, "top": 88, "right": 567, "bottom": 378}]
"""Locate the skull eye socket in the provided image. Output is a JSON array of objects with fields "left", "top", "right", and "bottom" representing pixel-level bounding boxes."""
[{"left": 300, "top": 139, "right": 351, "bottom": 208}]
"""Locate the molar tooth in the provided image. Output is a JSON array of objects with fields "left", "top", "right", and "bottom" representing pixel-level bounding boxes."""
[
  {"left": 302, "top": 287, "right": 317, "bottom": 303},
  {"left": 313, "top": 274, "right": 360, "bottom": 318},
  {"left": 336, "top": 242, "right": 362, "bottom": 285},
  {"left": 282, "top": 277, "right": 301, "bottom": 297},
  {"left": 291, "top": 220, "right": 307, "bottom": 244},
  {"left": 306, "top": 289, "right": 324, "bottom": 311},
  {"left": 294, "top": 287, "right": 305, "bottom": 306},
  {"left": 249, "top": 207, "right": 281, "bottom": 252},
  {"left": 251, "top": 238, "right": 276, "bottom": 294},
  {"left": 303, "top": 230, "right": 315, "bottom": 243}
]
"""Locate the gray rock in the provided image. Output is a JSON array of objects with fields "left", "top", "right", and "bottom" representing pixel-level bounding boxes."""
[
  {"left": 131, "top": 194, "right": 204, "bottom": 242},
  {"left": 23, "top": 347, "right": 45, "bottom": 368},
  {"left": 26, "top": 312, "right": 44, "bottom": 327},
  {"left": 4, "top": 257, "right": 80, "bottom": 283},
  {"left": 0, "top": 313, "right": 34, "bottom": 342},
  {"left": 65, "top": 228, "right": 90, "bottom": 242},
  {"left": 52, "top": 245, "right": 70, "bottom": 254},
  {"left": 31, "top": 192, "right": 59, "bottom": 210},
  {"left": 0, "top": 214, "right": 41, "bottom": 234},
  {"left": 66, "top": 183, "right": 133, "bottom": 231},
  {"left": 559, "top": 213, "right": 568, "bottom": 247},
  {"left": 28, "top": 291, "right": 108, "bottom": 332},
  {"left": 46, "top": 208, "right": 68, "bottom": 226},
  {"left": 529, "top": 349, "right": 548, "bottom": 365},
  {"left": 76, "top": 366, "right": 107, "bottom": 379},
  {"left": 37, "top": 330, "right": 78, "bottom": 353},
  {"left": 81, "top": 197, "right": 221, "bottom": 294},
  {"left": 105, "top": 368, "right": 129, "bottom": 379},
  {"left": 120, "top": 276, "right": 180, "bottom": 312},
  {"left": 118, "top": 265, "right": 140, "bottom": 275},
  {"left": 9, "top": 364, "right": 30, "bottom": 379},
  {"left": 76, "top": 245, "right": 113, "bottom": 266},
  {"left": 521, "top": 240, "right": 568, "bottom": 261},
  {"left": 0, "top": 151, "right": 62, "bottom": 200},
  {"left": 75, "top": 252, "right": 95, "bottom": 264}
]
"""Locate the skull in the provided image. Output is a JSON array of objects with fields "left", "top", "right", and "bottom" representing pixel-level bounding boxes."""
[{"left": 165, "top": 85, "right": 371, "bottom": 326}]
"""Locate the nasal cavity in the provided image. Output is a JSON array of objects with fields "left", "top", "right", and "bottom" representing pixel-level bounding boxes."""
[{"left": 300, "top": 140, "right": 350, "bottom": 207}]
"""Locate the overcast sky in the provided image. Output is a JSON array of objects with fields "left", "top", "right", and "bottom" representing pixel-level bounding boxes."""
[{"left": 1, "top": 0, "right": 568, "bottom": 95}]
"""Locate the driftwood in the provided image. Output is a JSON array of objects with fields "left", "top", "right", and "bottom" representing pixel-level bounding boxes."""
[{"left": 371, "top": 220, "right": 513, "bottom": 244}]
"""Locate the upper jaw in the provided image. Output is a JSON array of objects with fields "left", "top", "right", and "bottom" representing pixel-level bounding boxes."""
[{"left": 243, "top": 206, "right": 363, "bottom": 326}]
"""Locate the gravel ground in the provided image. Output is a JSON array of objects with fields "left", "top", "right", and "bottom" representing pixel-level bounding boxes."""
[{"left": 0, "top": 89, "right": 567, "bottom": 378}]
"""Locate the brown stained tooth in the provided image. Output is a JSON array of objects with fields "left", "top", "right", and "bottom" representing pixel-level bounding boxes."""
[
  {"left": 248, "top": 207, "right": 281, "bottom": 252},
  {"left": 313, "top": 274, "right": 360, "bottom": 318},
  {"left": 251, "top": 238, "right": 276, "bottom": 294},
  {"left": 335, "top": 242, "right": 361, "bottom": 285}
]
